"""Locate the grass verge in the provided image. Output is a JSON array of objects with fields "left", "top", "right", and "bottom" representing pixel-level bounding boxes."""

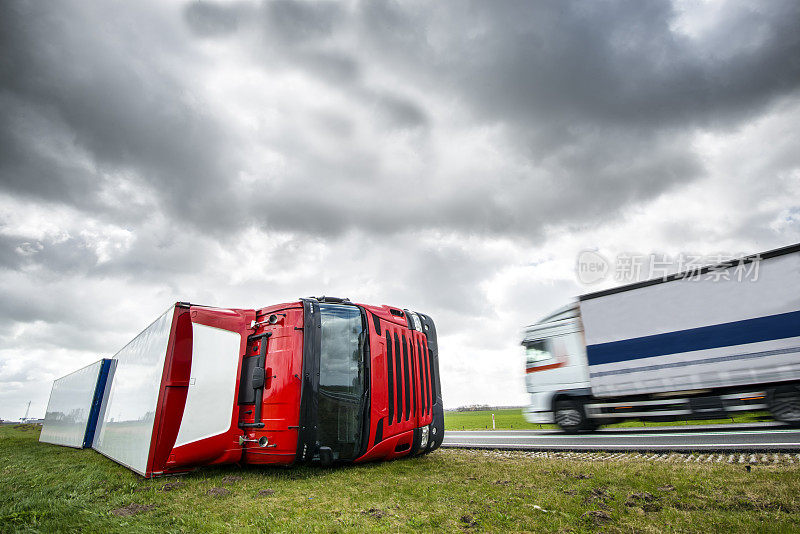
[
  {"left": 2, "top": 425, "right": 798, "bottom": 532},
  {"left": 444, "top": 408, "right": 774, "bottom": 431}
]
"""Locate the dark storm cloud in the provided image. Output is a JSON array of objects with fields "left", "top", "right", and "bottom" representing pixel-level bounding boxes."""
[
  {"left": 0, "top": 93, "right": 101, "bottom": 208},
  {"left": 0, "top": 227, "right": 216, "bottom": 285},
  {"left": 178, "top": 0, "right": 800, "bottom": 238},
  {"left": 0, "top": 287, "right": 64, "bottom": 325},
  {"left": 0, "top": 235, "right": 26, "bottom": 270},
  {"left": 2, "top": 0, "right": 799, "bottom": 245},
  {"left": 184, "top": 0, "right": 246, "bottom": 37},
  {"left": 22, "top": 236, "right": 98, "bottom": 274},
  {"left": 190, "top": 1, "right": 430, "bottom": 131},
  {"left": 407, "top": 245, "right": 498, "bottom": 315},
  {"left": 350, "top": 0, "right": 800, "bottom": 227},
  {"left": 265, "top": 0, "right": 345, "bottom": 44},
  {"left": 91, "top": 230, "right": 215, "bottom": 281},
  {"left": 372, "top": 92, "right": 429, "bottom": 129},
  {"left": 359, "top": 1, "right": 800, "bottom": 130},
  {"left": 0, "top": 1, "right": 242, "bottom": 234},
  {"left": 0, "top": 280, "right": 139, "bottom": 352}
]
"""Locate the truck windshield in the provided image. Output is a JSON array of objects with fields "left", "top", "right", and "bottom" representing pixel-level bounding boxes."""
[
  {"left": 524, "top": 340, "right": 553, "bottom": 365},
  {"left": 317, "top": 303, "right": 367, "bottom": 460}
]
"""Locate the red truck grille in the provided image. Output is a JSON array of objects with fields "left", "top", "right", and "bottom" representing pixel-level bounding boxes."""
[{"left": 385, "top": 324, "right": 433, "bottom": 427}]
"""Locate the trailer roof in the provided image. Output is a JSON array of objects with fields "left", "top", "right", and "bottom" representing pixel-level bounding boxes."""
[{"left": 578, "top": 241, "right": 800, "bottom": 302}]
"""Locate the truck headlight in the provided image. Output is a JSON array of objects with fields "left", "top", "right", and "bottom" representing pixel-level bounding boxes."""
[
  {"left": 408, "top": 311, "right": 423, "bottom": 331},
  {"left": 420, "top": 424, "right": 430, "bottom": 449}
]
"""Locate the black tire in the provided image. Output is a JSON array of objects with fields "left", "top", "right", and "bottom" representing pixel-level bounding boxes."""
[
  {"left": 768, "top": 385, "right": 800, "bottom": 427},
  {"left": 554, "top": 398, "right": 595, "bottom": 433},
  {"left": 584, "top": 418, "right": 601, "bottom": 432}
]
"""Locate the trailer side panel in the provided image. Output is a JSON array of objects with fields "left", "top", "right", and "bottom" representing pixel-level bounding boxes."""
[
  {"left": 580, "top": 250, "right": 800, "bottom": 397},
  {"left": 40, "top": 359, "right": 110, "bottom": 448},
  {"left": 92, "top": 307, "right": 176, "bottom": 475}
]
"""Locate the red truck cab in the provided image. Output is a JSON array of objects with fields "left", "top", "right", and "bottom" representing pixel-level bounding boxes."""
[{"left": 235, "top": 297, "right": 444, "bottom": 466}]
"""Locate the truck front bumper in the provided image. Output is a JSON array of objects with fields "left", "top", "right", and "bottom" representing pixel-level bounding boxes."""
[{"left": 522, "top": 406, "right": 554, "bottom": 424}]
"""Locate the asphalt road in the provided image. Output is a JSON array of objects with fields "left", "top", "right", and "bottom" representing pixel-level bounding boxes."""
[{"left": 442, "top": 422, "right": 800, "bottom": 451}]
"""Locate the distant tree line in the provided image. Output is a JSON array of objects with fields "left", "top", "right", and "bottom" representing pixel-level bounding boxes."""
[{"left": 452, "top": 405, "right": 524, "bottom": 412}]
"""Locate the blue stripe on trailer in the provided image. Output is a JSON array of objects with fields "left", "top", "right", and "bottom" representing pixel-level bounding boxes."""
[
  {"left": 83, "top": 358, "right": 113, "bottom": 448},
  {"left": 586, "top": 309, "right": 800, "bottom": 366},
  {"left": 590, "top": 345, "right": 800, "bottom": 377}
]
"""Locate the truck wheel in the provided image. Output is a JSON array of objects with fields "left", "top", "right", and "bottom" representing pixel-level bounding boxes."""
[
  {"left": 554, "top": 399, "right": 594, "bottom": 433},
  {"left": 768, "top": 385, "right": 800, "bottom": 426}
]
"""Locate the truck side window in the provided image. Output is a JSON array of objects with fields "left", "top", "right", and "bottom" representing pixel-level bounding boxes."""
[{"left": 524, "top": 340, "right": 552, "bottom": 365}]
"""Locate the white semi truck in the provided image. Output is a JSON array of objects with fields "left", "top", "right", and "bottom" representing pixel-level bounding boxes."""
[{"left": 523, "top": 243, "right": 800, "bottom": 432}]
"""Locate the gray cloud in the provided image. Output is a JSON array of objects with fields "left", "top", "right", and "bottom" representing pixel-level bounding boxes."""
[
  {"left": 0, "top": 235, "right": 26, "bottom": 270},
  {"left": 5, "top": 0, "right": 798, "bottom": 242},
  {"left": 265, "top": 0, "right": 345, "bottom": 44},
  {"left": 2, "top": 0, "right": 797, "bottom": 289},
  {"left": 0, "top": 1, "right": 243, "bottom": 235},
  {"left": 184, "top": 1, "right": 246, "bottom": 37},
  {"left": 359, "top": 1, "right": 800, "bottom": 130},
  {"left": 0, "top": 0, "right": 798, "bottom": 417},
  {"left": 179, "top": 0, "right": 800, "bottom": 238}
]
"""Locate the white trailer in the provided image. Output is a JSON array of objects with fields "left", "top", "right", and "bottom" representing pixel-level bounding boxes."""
[
  {"left": 40, "top": 359, "right": 112, "bottom": 448},
  {"left": 523, "top": 243, "right": 800, "bottom": 432}
]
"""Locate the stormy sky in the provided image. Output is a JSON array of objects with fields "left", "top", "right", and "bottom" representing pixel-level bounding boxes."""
[{"left": 1, "top": 0, "right": 799, "bottom": 420}]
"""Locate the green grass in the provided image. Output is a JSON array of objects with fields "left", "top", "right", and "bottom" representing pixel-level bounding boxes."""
[
  {"left": 446, "top": 408, "right": 544, "bottom": 431},
  {"left": 2, "top": 425, "right": 799, "bottom": 532},
  {"left": 445, "top": 408, "right": 774, "bottom": 431}
]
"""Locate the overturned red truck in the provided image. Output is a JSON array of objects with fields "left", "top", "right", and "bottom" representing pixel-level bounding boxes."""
[{"left": 40, "top": 297, "right": 444, "bottom": 477}]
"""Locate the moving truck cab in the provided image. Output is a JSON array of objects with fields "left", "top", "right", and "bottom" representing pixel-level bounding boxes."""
[
  {"left": 523, "top": 243, "right": 800, "bottom": 433},
  {"left": 522, "top": 304, "right": 593, "bottom": 429}
]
